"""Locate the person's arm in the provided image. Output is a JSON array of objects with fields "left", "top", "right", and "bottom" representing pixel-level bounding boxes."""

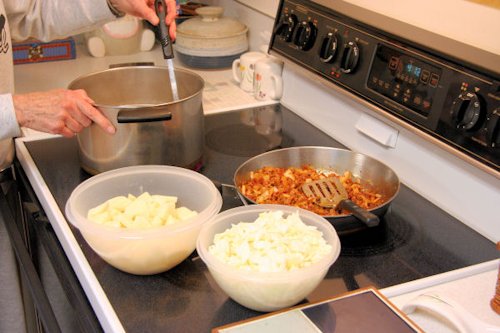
[
  {"left": 12, "top": 89, "right": 116, "bottom": 138},
  {"left": 5, "top": 0, "right": 115, "bottom": 42}
]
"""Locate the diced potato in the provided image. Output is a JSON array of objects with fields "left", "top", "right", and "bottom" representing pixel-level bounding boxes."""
[
  {"left": 166, "top": 215, "right": 179, "bottom": 225},
  {"left": 151, "top": 215, "right": 164, "bottom": 227},
  {"left": 87, "top": 192, "right": 198, "bottom": 229},
  {"left": 124, "top": 197, "right": 149, "bottom": 218},
  {"left": 88, "top": 202, "right": 109, "bottom": 216},
  {"left": 152, "top": 195, "right": 177, "bottom": 205},
  {"left": 107, "top": 196, "right": 131, "bottom": 211},
  {"left": 133, "top": 215, "right": 150, "bottom": 229},
  {"left": 89, "top": 211, "right": 109, "bottom": 225},
  {"left": 176, "top": 206, "right": 198, "bottom": 221}
]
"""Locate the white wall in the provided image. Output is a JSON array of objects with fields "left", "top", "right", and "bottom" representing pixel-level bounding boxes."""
[{"left": 344, "top": 0, "right": 500, "bottom": 55}]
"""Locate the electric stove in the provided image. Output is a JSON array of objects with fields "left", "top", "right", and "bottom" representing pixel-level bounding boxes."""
[{"left": 21, "top": 104, "right": 498, "bottom": 332}]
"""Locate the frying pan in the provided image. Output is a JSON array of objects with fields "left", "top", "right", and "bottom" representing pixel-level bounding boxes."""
[{"left": 233, "top": 146, "right": 400, "bottom": 233}]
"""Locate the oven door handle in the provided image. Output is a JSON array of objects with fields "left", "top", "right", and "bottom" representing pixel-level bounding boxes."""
[{"left": 0, "top": 185, "right": 62, "bottom": 333}]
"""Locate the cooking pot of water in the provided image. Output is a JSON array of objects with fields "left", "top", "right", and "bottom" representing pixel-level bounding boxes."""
[{"left": 68, "top": 66, "right": 204, "bottom": 174}]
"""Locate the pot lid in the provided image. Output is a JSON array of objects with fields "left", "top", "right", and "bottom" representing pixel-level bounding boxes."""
[{"left": 177, "top": 6, "right": 248, "bottom": 38}]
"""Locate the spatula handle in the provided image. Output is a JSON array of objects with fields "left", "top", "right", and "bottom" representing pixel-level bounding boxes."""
[{"left": 339, "top": 199, "right": 380, "bottom": 227}]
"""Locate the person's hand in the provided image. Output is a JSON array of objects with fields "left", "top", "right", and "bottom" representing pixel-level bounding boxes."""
[
  {"left": 13, "top": 89, "right": 116, "bottom": 138},
  {"left": 110, "top": 0, "right": 177, "bottom": 40}
]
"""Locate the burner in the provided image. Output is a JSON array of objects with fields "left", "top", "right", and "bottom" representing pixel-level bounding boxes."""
[
  {"left": 339, "top": 208, "right": 413, "bottom": 257},
  {"left": 206, "top": 124, "right": 282, "bottom": 157}
]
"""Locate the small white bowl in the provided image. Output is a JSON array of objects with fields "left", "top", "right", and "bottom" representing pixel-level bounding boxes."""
[
  {"left": 196, "top": 204, "right": 341, "bottom": 312},
  {"left": 65, "top": 165, "right": 222, "bottom": 275}
]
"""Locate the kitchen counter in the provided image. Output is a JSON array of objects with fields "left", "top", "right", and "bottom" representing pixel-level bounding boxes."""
[
  {"left": 12, "top": 39, "right": 500, "bottom": 333},
  {"left": 387, "top": 260, "right": 500, "bottom": 332}
]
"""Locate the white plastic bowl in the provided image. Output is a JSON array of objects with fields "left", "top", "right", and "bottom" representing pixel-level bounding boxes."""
[
  {"left": 65, "top": 165, "right": 222, "bottom": 275},
  {"left": 196, "top": 204, "right": 341, "bottom": 312}
]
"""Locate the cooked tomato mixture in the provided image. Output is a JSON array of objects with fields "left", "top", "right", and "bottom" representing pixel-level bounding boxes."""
[{"left": 239, "top": 165, "right": 383, "bottom": 216}]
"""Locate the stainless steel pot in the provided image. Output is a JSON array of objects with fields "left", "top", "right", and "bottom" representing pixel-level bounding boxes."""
[
  {"left": 233, "top": 146, "right": 400, "bottom": 233},
  {"left": 68, "top": 66, "right": 204, "bottom": 174}
]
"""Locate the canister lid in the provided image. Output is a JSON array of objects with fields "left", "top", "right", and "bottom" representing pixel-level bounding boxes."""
[{"left": 177, "top": 6, "right": 248, "bottom": 38}]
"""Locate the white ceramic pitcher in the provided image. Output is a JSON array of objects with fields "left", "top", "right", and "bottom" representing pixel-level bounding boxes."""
[
  {"left": 232, "top": 51, "right": 267, "bottom": 92},
  {"left": 253, "top": 57, "right": 284, "bottom": 101}
]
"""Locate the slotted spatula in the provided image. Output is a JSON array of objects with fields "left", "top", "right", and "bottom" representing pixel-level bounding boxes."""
[{"left": 302, "top": 177, "right": 379, "bottom": 227}]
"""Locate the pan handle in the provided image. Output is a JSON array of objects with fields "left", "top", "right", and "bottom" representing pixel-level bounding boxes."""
[
  {"left": 339, "top": 199, "right": 379, "bottom": 227},
  {"left": 226, "top": 184, "right": 249, "bottom": 206},
  {"left": 210, "top": 179, "right": 249, "bottom": 206}
]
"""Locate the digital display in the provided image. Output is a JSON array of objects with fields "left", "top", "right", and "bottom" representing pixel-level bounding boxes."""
[
  {"left": 414, "top": 66, "right": 421, "bottom": 77},
  {"left": 404, "top": 63, "right": 421, "bottom": 78}
]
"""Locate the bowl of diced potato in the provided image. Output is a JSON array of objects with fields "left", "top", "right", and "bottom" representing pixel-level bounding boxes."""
[{"left": 65, "top": 165, "right": 222, "bottom": 275}]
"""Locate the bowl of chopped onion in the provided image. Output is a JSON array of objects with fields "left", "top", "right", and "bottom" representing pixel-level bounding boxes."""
[
  {"left": 65, "top": 165, "right": 222, "bottom": 275},
  {"left": 196, "top": 204, "right": 341, "bottom": 312}
]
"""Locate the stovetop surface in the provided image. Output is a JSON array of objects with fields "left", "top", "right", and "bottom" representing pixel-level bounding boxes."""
[{"left": 25, "top": 105, "right": 498, "bottom": 332}]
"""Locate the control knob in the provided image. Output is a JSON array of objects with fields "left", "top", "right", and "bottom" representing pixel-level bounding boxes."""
[
  {"left": 486, "top": 108, "right": 500, "bottom": 147},
  {"left": 451, "top": 91, "right": 484, "bottom": 131},
  {"left": 340, "top": 41, "right": 360, "bottom": 73},
  {"left": 274, "top": 13, "right": 298, "bottom": 42},
  {"left": 319, "top": 32, "right": 338, "bottom": 63},
  {"left": 293, "top": 20, "right": 317, "bottom": 51}
]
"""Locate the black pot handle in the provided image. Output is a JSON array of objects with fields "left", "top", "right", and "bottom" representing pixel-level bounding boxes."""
[
  {"left": 109, "top": 62, "right": 155, "bottom": 69},
  {"left": 117, "top": 107, "right": 173, "bottom": 123}
]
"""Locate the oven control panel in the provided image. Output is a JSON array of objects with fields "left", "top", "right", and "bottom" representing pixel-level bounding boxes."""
[{"left": 270, "top": 0, "right": 499, "bottom": 173}]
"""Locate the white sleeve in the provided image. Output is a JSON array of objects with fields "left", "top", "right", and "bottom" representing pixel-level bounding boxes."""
[
  {"left": 5, "top": 0, "right": 116, "bottom": 42},
  {"left": 0, "top": 94, "right": 22, "bottom": 140}
]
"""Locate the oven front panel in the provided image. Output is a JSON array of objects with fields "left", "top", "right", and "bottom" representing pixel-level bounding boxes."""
[{"left": 270, "top": 0, "right": 499, "bottom": 173}]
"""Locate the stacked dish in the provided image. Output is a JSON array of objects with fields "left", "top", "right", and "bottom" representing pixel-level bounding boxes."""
[{"left": 175, "top": 6, "right": 248, "bottom": 69}]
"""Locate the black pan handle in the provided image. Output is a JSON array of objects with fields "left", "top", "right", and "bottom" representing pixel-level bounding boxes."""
[
  {"left": 339, "top": 199, "right": 380, "bottom": 227},
  {"left": 210, "top": 179, "right": 249, "bottom": 206}
]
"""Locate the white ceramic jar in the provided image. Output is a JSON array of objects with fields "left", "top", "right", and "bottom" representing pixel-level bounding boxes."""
[{"left": 175, "top": 6, "right": 248, "bottom": 68}]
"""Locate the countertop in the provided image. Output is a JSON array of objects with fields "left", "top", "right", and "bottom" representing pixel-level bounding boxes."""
[{"left": 13, "top": 43, "right": 500, "bottom": 332}]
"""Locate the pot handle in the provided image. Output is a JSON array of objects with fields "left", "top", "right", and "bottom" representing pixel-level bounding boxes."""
[
  {"left": 109, "top": 62, "right": 155, "bottom": 69},
  {"left": 117, "top": 107, "right": 172, "bottom": 123}
]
